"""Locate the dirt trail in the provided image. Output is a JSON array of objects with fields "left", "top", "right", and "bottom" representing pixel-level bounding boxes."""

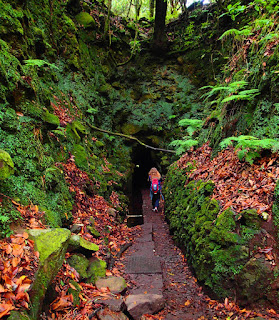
[{"left": 122, "top": 189, "right": 215, "bottom": 319}]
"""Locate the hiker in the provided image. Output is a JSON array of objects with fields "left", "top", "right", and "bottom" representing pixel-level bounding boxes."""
[{"left": 148, "top": 167, "right": 162, "bottom": 212}]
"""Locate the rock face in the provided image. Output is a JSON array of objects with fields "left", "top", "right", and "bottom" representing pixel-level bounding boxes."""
[
  {"left": 125, "top": 294, "right": 165, "bottom": 320},
  {"left": 95, "top": 276, "right": 127, "bottom": 294},
  {"left": 28, "top": 228, "right": 71, "bottom": 319}
]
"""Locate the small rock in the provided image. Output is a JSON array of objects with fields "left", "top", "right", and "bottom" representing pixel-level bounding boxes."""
[
  {"left": 97, "top": 308, "right": 128, "bottom": 320},
  {"left": 95, "top": 276, "right": 127, "bottom": 294},
  {"left": 107, "top": 208, "right": 117, "bottom": 218},
  {"left": 125, "top": 294, "right": 165, "bottom": 320},
  {"left": 95, "top": 295, "right": 125, "bottom": 312},
  {"left": 70, "top": 224, "right": 84, "bottom": 234}
]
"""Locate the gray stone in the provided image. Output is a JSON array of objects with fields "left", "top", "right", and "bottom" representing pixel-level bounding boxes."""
[
  {"left": 70, "top": 224, "right": 84, "bottom": 234},
  {"left": 125, "top": 294, "right": 165, "bottom": 320},
  {"left": 95, "top": 276, "right": 127, "bottom": 294},
  {"left": 97, "top": 308, "right": 128, "bottom": 320},
  {"left": 95, "top": 295, "right": 125, "bottom": 312}
]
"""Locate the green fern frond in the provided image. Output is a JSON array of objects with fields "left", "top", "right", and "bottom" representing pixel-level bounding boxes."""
[
  {"left": 219, "top": 28, "right": 252, "bottom": 41},
  {"left": 24, "top": 59, "right": 59, "bottom": 70},
  {"left": 178, "top": 119, "right": 203, "bottom": 128}
]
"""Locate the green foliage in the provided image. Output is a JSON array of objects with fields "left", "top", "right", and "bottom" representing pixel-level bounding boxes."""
[
  {"left": 220, "top": 135, "right": 279, "bottom": 164},
  {"left": 0, "top": 200, "right": 21, "bottom": 238},
  {"left": 169, "top": 138, "right": 198, "bottom": 155},
  {"left": 24, "top": 59, "right": 60, "bottom": 70},
  {"left": 169, "top": 118, "right": 203, "bottom": 155},
  {"left": 219, "top": 28, "right": 252, "bottom": 42},
  {"left": 219, "top": 2, "right": 248, "bottom": 21},
  {"left": 201, "top": 81, "right": 260, "bottom": 106}
]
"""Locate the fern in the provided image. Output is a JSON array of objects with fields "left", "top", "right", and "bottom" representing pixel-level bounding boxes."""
[
  {"left": 219, "top": 28, "right": 252, "bottom": 42},
  {"left": 220, "top": 135, "right": 279, "bottom": 164},
  {"left": 24, "top": 59, "right": 59, "bottom": 70},
  {"left": 221, "top": 89, "right": 260, "bottom": 103},
  {"left": 169, "top": 139, "right": 198, "bottom": 155}
]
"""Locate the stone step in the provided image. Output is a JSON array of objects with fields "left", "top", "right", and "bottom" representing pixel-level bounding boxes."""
[
  {"left": 125, "top": 255, "right": 162, "bottom": 274},
  {"left": 129, "top": 273, "right": 164, "bottom": 295}
]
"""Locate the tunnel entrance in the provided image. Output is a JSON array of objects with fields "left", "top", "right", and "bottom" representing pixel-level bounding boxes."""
[{"left": 127, "top": 145, "right": 160, "bottom": 227}]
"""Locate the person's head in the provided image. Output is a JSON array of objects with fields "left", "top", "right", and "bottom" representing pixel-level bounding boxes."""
[{"left": 148, "top": 167, "right": 161, "bottom": 179}]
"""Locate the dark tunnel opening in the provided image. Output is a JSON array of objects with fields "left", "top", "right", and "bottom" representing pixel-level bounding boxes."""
[{"left": 127, "top": 145, "right": 160, "bottom": 226}]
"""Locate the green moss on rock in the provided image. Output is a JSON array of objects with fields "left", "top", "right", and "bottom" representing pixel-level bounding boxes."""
[
  {"left": 0, "top": 149, "right": 14, "bottom": 180},
  {"left": 87, "top": 257, "right": 107, "bottom": 284},
  {"left": 68, "top": 253, "right": 89, "bottom": 279},
  {"left": 164, "top": 164, "right": 263, "bottom": 299},
  {"left": 28, "top": 228, "right": 71, "bottom": 319},
  {"left": 75, "top": 12, "right": 95, "bottom": 28}
]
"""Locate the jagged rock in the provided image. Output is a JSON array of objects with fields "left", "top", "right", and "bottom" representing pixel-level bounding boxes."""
[
  {"left": 87, "top": 257, "right": 107, "bottom": 284},
  {"left": 70, "top": 224, "right": 84, "bottom": 234},
  {"left": 125, "top": 294, "right": 165, "bottom": 320},
  {"left": 68, "top": 234, "right": 99, "bottom": 253},
  {"left": 68, "top": 253, "right": 89, "bottom": 279},
  {"left": 27, "top": 228, "right": 71, "bottom": 319},
  {"left": 95, "top": 295, "right": 125, "bottom": 312},
  {"left": 96, "top": 308, "right": 128, "bottom": 320},
  {"left": 95, "top": 276, "right": 127, "bottom": 294}
]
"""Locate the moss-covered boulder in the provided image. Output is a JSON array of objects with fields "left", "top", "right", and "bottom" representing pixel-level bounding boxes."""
[
  {"left": 28, "top": 228, "right": 71, "bottom": 319},
  {"left": 87, "top": 257, "right": 107, "bottom": 284},
  {"left": 75, "top": 12, "right": 95, "bottom": 28},
  {"left": 235, "top": 257, "right": 274, "bottom": 305},
  {"left": 68, "top": 234, "right": 99, "bottom": 253},
  {"left": 0, "top": 149, "right": 14, "bottom": 180},
  {"left": 68, "top": 253, "right": 89, "bottom": 279}
]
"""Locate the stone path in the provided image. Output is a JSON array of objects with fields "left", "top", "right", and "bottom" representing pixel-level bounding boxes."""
[{"left": 122, "top": 189, "right": 214, "bottom": 320}]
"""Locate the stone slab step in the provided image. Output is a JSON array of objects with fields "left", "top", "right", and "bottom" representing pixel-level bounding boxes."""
[
  {"left": 132, "top": 241, "right": 155, "bottom": 255},
  {"left": 125, "top": 255, "right": 162, "bottom": 274},
  {"left": 129, "top": 273, "right": 164, "bottom": 295}
]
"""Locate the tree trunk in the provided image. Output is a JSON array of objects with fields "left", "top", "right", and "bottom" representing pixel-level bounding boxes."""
[
  {"left": 150, "top": 0, "right": 155, "bottom": 19},
  {"left": 152, "top": 0, "right": 168, "bottom": 53}
]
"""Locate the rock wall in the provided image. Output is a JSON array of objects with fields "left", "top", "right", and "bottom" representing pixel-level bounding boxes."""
[{"left": 164, "top": 163, "right": 279, "bottom": 306}]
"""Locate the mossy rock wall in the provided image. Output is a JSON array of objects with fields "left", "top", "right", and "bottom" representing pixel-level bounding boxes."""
[
  {"left": 164, "top": 164, "right": 279, "bottom": 305},
  {"left": 0, "top": 0, "right": 132, "bottom": 235}
]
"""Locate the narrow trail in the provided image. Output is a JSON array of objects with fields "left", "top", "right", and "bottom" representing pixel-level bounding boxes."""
[{"left": 122, "top": 189, "right": 215, "bottom": 319}]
